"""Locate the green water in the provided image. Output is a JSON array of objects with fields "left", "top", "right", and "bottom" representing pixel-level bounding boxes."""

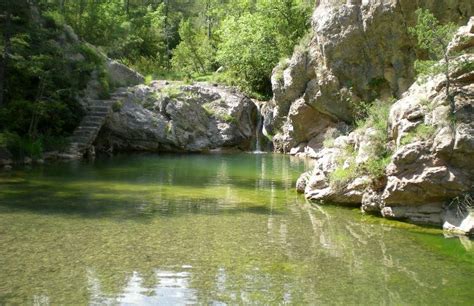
[{"left": 0, "top": 153, "right": 473, "bottom": 305}]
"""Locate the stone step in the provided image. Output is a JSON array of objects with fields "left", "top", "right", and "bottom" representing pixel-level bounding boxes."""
[
  {"left": 76, "top": 126, "right": 97, "bottom": 131},
  {"left": 64, "top": 91, "right": 119, "bottom": 157},
  {"left": 88, "top": 107, "right": 110, "bottom": 113},
  {"left": 82, "top": 115, "right": 106, "bottom": 122},
  {"left": 71, "top": 134, "right": 93, "bottom": 142},
  {"left": 81, "top": 119, "right": 104, "bottom": 126},
  {"left": 73, "top": 130, "right": 96, "bottom": 137},
  {"left": 89, "top": 112, "right": 109, "bottom": 117}
]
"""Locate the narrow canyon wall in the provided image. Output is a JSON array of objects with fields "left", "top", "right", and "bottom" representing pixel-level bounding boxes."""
[
  {"left": 265, "top": 0, "right": 474, "bottom": 233},
  {"left": 264, "top": 0, "right": 472, "bottom": 154}
]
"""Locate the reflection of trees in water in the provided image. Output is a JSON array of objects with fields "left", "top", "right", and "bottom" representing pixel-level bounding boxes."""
[{"left": 1, "top": 155, "right": 473, "bottom": 304}]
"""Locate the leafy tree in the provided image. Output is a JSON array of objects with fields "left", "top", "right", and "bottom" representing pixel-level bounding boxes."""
[
  {"left": 409, "top": 8, "right": 457, "bottom": 112},
  {"left": 217, "top": 13, "right": 281, "bottom": 95},
  {"left": 171, "top": 19, "right": 215, "bottom": 76}
]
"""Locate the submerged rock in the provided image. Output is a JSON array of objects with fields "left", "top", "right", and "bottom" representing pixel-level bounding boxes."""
[{"left": 95, "top": 82, "right": 258, "bottom": 153}]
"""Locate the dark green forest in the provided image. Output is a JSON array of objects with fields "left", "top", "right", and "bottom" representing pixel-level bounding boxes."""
[{"left": 0, "top": 0, "right": 313, "bottom": 157}]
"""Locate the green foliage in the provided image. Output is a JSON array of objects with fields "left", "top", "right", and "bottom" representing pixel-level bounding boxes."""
[
  {"left": 400, "top": 123, "right": 436, "bottom": 145},
  {"left": 329, "top": 99, "right": 395, "bottom": 187},
  {"left": 202, "top": 104, "right": 215, "bottom": 117},
  {"left": 1, "top": 132, "right": 42, "bottom": 159},
  {"left": 217, "top": 13, "right": 281, "bottom": 95},
  {"left": 160, "top": 86, "right": 182, "bottom": 99},
  {"left": 112, "top": 100, "right": 123, "bottom": 113},
  {"left": 144, "top": 74, "right": 153, "bottom": 85},
  {"left": 294, "top": 29, "right": 313, "bottom": 54},
  {"left": 274, "top": 58, "right": 290, "bottom": 84},
  {"left": 34, "top": 0, "right": 313, "bottom": 97},
  {"left": 329, "top": 144, "right": 358, "bottom": 188},
  {"left": 329, "top": 163, "right": 358, "bottom": 187},
  {"left": 409, "top": 9, "right": 456, "bottom": 59},
  {"left": 216, "top": 0, "right": 312, "bottom": 96},
  {"left": 172, "top": 20, "right": 215, "bottom": 76},
  {"left": 408, "top": 9, "right": 457, "bottom": 79},
  {"left": 323, "top": 137, "right": 335, "bottom": 149},
  {"left": 220, "top": 113, "right": 237, "bottom": 124}
]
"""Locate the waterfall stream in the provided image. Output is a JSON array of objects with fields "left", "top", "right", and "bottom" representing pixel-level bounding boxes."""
[{"left": 253, "top": 102, "right": 264, "bottom": 153}]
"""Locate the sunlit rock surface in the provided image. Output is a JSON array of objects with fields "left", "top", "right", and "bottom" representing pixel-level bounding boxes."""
[
  {"left": 95, "top": 82, "right": 258, "bottom": 153},
  {"left": 293, "top": 12, "right": 474, "bottom": 234}
]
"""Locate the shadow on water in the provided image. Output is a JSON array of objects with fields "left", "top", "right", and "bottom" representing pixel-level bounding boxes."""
[
  {"left": 1, "top": 154, "right": 473, "bottom": 305},
  {"left": 0, "top": 153, "right": 301, "bottom": 219}
]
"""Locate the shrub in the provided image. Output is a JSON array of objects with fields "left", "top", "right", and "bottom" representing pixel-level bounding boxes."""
[
  {"left": 160, "top": 86, "right": 182, "bottom": 99},
  {"left": 323, "top": 137, "right": 335, "bottom": 149},
  {"left": 447, "top": 193, "right": 473, "bottom": 218},
  {"left": 2, "top": 132, "right": 43, "bottom": 159},
  {"left": 400, "top": 123, "right": 436, "bottom": 145},
  {"left": 112, "top": 100, "right": 123, "bottom": 112},
  {"left": 274, "top": 58, "right": 290, "bottom": 84},
  {"left": 329, "top": 163, "right": 358, "bottom": 188}
]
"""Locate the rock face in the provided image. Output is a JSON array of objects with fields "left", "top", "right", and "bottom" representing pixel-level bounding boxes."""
[
  {"left": 106, "top": 59, "right": 145, "bottom": 88},
  {"left": 264, "top": 0, "right": 473, "bottom": 155},
  {"left": 296, "top": 16, "right": 474, "bottom": 235},
  {"left": 95, "top": 82, "right": 258, "bottom": 153}
]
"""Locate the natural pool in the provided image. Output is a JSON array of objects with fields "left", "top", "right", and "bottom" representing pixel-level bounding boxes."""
[{"left": 0, "top": 153, "right": 473, "bottom": 305}]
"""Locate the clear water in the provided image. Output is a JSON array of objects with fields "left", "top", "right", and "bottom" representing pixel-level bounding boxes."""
[{"left": 0, "top": 153, "right": 473, "bottom": 305}]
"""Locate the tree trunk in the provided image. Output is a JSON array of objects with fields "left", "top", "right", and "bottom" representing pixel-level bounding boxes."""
[
  {"left": 206, "top": 0, "right": 211, "bottom": 40},
  {"left": 163, "top": 0, "right": 171, "bottom": 69},
  {"left": 443, "top": 52, "right": 454, "bottom": 114},
  {"left": 0, "top": 3, "right": 11, "bottom": 107}
]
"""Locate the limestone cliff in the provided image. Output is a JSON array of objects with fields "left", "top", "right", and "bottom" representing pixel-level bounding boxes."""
[
  {"left": 264, "top": 0, "right": 472, "bottom": 154},
  {"left": 264, "top": 1, "right": 474, "bottom": 234}
]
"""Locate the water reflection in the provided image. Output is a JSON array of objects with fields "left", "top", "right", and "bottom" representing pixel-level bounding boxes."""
[{"left": 0, "top": 154, "right": 473, "bottom": 305}]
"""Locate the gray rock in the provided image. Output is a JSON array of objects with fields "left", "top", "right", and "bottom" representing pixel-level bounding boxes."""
[
  {"left": 96, "top": 83, "right": 258, "bottom": 153},
  {"left": 298, "top": 16, "right": 474, "bottom": 232},
  {"left": 106, "top": 59, "right": 145, "bottom": 87},
  {"left": 265, "top": 0, "right": 472, "bottom": 154}
]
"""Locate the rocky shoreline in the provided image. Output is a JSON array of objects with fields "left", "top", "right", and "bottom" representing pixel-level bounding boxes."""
[
  {"left": 1, "top": 0, "right": 473, "bottom": 236},
  {"left": 262, "top": 2, "right": 474, "bottom": 235}
]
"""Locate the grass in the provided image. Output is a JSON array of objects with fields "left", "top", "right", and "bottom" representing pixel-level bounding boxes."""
[
  {"left": 274, "top": 58, "right": 290, "bottom": 84},
  {"left": 112, "top": 100, "right": 123, "bottom": 112},
  {"left": 160, "top": 86, "right": 182, "bottom": 99},
  {"left": 328, "top": 98, "right": 395, "bottom": 188},
  {"left": 220, "top": 113, "right": 237, "bottom": 124},
  {"left": 202, "top": 104, "right": 215, "bottom": 116},
  {"left": 323, "top": 137, "right": 335, "bottom": 148},
  {"left": 294, "top": 29, "right": 313, "bottom": 54},
  {"left": 400, "top": 123, "right": 436, "bottom": 145}
]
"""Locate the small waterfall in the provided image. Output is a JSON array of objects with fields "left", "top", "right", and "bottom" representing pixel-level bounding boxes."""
[{"left": 253, "top": 101, "right": 265, "bottom": 154}]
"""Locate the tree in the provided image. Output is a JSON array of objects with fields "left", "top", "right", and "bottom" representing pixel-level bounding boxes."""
[
  {"left": 217, "top": 13, "right": 281, "bottom": 95},
  {"left": 409, "top": 9, "right": 457, "bottom": 113},
  {"left": 171, "top": 19, "right": 214, "bottom": 76}
]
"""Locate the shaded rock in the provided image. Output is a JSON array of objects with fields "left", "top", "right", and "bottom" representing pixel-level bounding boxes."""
[
  {"left": 381, "top": 203, "right": 443, "bottom": 225},
  {"left": 361, "top": 189, "right": 384, "bottom": 213},
  {"left": 96, "top": 83, "right": 257, "bottom": 153},
  {"left": 265, "top": 0, "right": 472, "bottom": 154},
  {"left": 0, "top": 147, "right": 12, "bottom": 166},
  {"left": 299, "top": 16, "right": 474, "bottom": 231},
  {"left": 107, "top": 59, "right": 145, "bottom": 87}
]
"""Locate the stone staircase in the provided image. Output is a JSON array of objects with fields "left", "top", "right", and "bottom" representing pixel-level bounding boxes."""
[{"left": 63, "top": 89, "right": 127, "bottom": 159}]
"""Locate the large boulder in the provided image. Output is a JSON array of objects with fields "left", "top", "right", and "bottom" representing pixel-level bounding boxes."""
[
  {"left": 106, "top": 59, "right": 145, "bottom": 87},
  {"left": 95, "top": 82, "right": 258, "bottom": 153}
]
